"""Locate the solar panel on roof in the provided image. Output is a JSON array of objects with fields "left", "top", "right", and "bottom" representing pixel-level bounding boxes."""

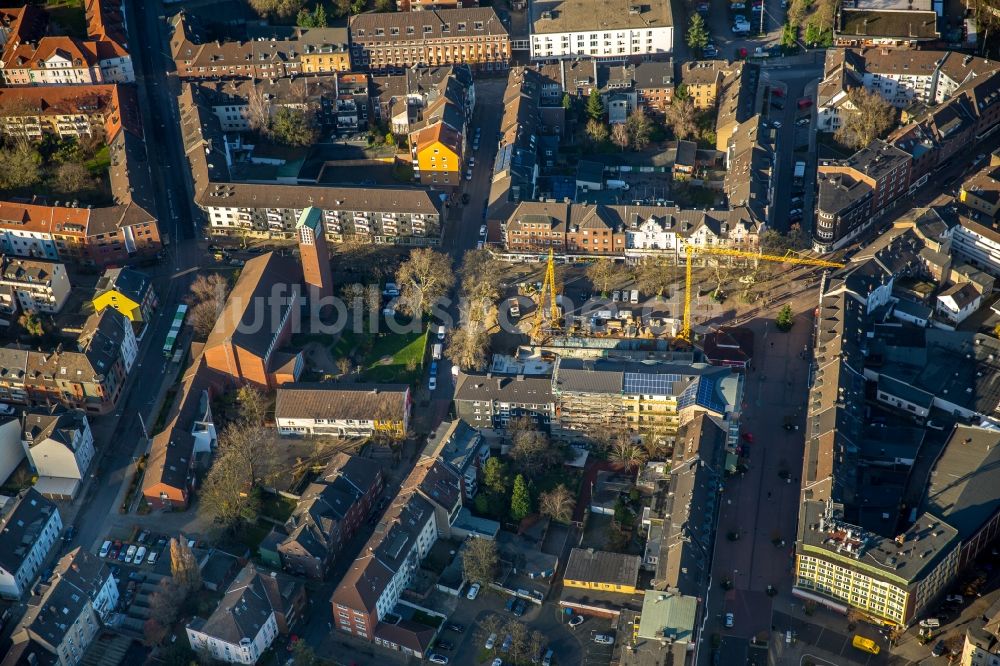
[{"left": 623, "top": 372, "right": 682, "bottom": 395}]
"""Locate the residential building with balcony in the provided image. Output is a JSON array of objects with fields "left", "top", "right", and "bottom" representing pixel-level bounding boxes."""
[
  {"left": 0, "top": 256, "right": 70, "bottom": 314},
  {"left": 453, "top": 371, "right": 555, "bottom": 432},
  {"left": 349, "top": 8, "right": 510, "bottom": 72},
  {"left": 529, "top": 0, "right": 673, "bottom": 61},
  {"left": 421, "top": 419, "right": 489, "bottom": 500},
  {"left": 274, "top": 383, "right": 411, "bottom": 439}
]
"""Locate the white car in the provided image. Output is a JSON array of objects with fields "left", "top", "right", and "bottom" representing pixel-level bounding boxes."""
[
  {"left": 469, "top": 157, "right": 475, "bottom": 167},
  {"left": 569, "top": 615, "right": 584, "bottom": 628},
  {"left": 428, "top": 376, "right": 437, "bottom": 391},
  {"left": 465, "top": 169, "right": 473, "bottom": 181},
  {"left": 491, "top": 659, "right": 503, "bottom": 666},
  {"left": 771, "top": 120, "right": 782, "bottom": 129},
  {"left": 125, "top": 545, "right": 137, "bottom": 564},
  {"left": 429, "top": 655, "right": 449, "bottom": 664},
  {"left": 594, "top": 634, "right": 615, "bottom": 645},
  {"left": 485, "top": 632, "right": 498, "bottom": 649},
  {"left": 467, "top": 582, "right": 481, "bottom": 600},
  {"left": 100, "top": 540, "right": 112, "bottom": 558},
  {"left": 147, "top": 550, "right": 159, "bottom": 565},
  {"left": 724, "top": 612, "right": 735, "bottom": 628},
  {"left": 436, "top": 325, "right": 446, "bottom": 340},
  {"left": 135, "top": 546, "right": 147, "bottom": 564},
  {"left": 480, "top": 225, "right": 487, "bottom": 237}
]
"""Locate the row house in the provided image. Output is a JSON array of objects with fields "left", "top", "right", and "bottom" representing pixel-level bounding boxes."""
[
  {"left": 529, "top": 0, "right": 673, "bottom": 62},
  {"left": 398, "top": 0, "right": 479, "bottom": 11},
  {"left": 421, "top": 419, "right": 489, "bottom": 500},
  {"left": 0, "top": 83, "right": 126, "bottom": 139},
  {"left": 503, "top": 201, "right": 759, "bottom": 259},
  {"left": 834, "top": 0, "right": 938, "bottom": 48},
  {"left": 0, "top": 308, "right": 136, "bottom": 415},
  {"left": 275, "top": 383, "right": 410, "bottom": 439},
  {"left": 487, "top": 67, "right": 544, "bottom": 227},
  {"left": 349, "top": 8, "right": 510, "bottom": 72},
  {"left": 453, "top": 370, "right": 555, "bottom": 432},
  {"left": 170, "top": 13, "right": 350, "bottom": 79},
  {"left": 407, "top": 66, "right": 474, "bottom": 187},
  {"left": 0, "top": 4, "right": 133, "bottom": 86},
  {"left": 536, "top": 58, "right": 675, "bottom": 120},
  {"left": 814, "top": 140, "right": 912, "bottom": 252}
]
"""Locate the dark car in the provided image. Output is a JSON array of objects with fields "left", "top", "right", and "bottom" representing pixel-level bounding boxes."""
[
  {"left": 447, "top": 623, "right": 465, "bottom": 633},
  {"left": 437, "top": 641, "right": 454, "bottom": 651},
  {"left": 932, "top": 641, "right": 947, "bottom": 657},
  {"left": 505, "top": 597, "right": 516, "bottom": 612},
  {"left": 514, "top": 600, "right": 526, "bottom": 617}
]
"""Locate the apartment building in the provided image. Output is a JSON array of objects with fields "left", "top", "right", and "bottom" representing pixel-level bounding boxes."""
[
  {"left": 21, "top": 406, "right": 95, "bottom": 500},
  {"left": 398, "top": 0, "right": 479, "bottom": 11},
  {"left": 529, "top": 0, "right": 673, "bottom": 61},
  {"left": 834, "top": 0, "right": 938, "bottom": 47},
  {"left": 678, "top": 60, "right": 731, "bottom": 110},
  {"left": 560, "top": 548, "right": 643, "bottom": 618},
  {"left": 0, "top": 4, "right": 133, "bottom": 86},
  {"left": 0, "top": 308, "right": 136, "bottom": 415},
  {"left": 0, "top": 84, "right": 129, "bottom": 139},
  {"left": 951, "top": 212, "right": 1000, "bottom": 277},
  {"left": 0, "top": 488, "right": 62, "bottom": 600},
  {"left": 815, "top": 140, "right": 912, "bottom": 252},
  {"left": 714, "top": 62, "right": 759, "bottom": 152},
  {"left": 0, "top": 256, "right": 70, "bottom": 314},
  {"left": 453, "top": 371, "right": 555, "bottom": 432},
  {"left": 551, "top": 357, "right": 740, "bottom": 443},
  {"left": 961, "top": 164, "right": 1000, "bottom": 218},
  {"left": 817, "top": 49, "right": 998, "bottom": 131},
  {"left": 273, "top": 454, "right": 383, "bottom": 579},
  {"left": 274, "top": 383, "right": 411, "bottom": 438},
  {"left": 170, "top": 13, "right": 350, "bottom": 79},
  {"left": 725, "top": 115, "right": 773, "bottom": 225},
  {"left": 187, "top": 564, "right": 305, "bottom": 664},
  {"left": 5, "top": 548, "right": 117, "bottom": 666},
  {"left": 408, "top": 67, "right": 474, "bottom": 188},
  {"left": 349, "top": 8, "right": 510, "bottom": 72}
]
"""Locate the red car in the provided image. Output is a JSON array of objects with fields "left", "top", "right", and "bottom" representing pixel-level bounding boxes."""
[
  {"left": 797, "top": 97, "right": 813, "bottom": 110},
  {"left": 772, "top": 88, "right": 784, "bottom": 98},
  {"left": 742, "top": 432, "right": 754, "bottom": 443}
]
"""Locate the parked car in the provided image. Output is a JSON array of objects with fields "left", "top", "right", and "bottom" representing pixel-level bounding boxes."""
[
  {"left": 797, "top": 97, "right": 813, "bottom": 109},
  {"left": 429, "top": 655, "right": 449, "bottom": 664},
  {"left": 134, "top": 546, "right": 147, "bottom": 564},
  {"left": 513, "top": 600, "right": 526, "bottom": 617},
  {"left": 125, "top": 545, "right": 137, "bottom": 564},
  {"left": 542, "top": 649, "right": 554, "bottom": 666},
  {"left": 100, "top": 540, "right": 112, "bottom": 558},
  {"left": 147, "top": 550, "right": 159, "bottom": 565},
  {"left": 448, "top": 623, "right": 465, "bottom": 633},
  {"left": 946, "top": 595, "right": 964, "bottom": 604},
  {"left": 505, "top": 597, "right": 516, "bottom": 612},
  {"left": 771, "top": 120, "right": 782, "bottom": 129},
  {"left": 594, "top": 634, "right": 615, "bottom": 645},
  {"left": 437, "top": 641, "right": 453, "bottom": 651},
  {"left": 485, "top": 633, "right": 498, "bottom": 649},
  {"left": 492, "top": 659, "right": 503, "bottom": 666},
  {"left": 703, "top": 43, "right": 718, "bottom": 57},
  {"left": 932, "top": 640, "right": 947, "bottom": 657},
  {"left": 919, "top": 618, "right": 940, "bottom": 629},
  {"left": 428, "top": 376, "right": 437, "bottom": 391},
  {"left": 467, "top": 583, "right": 481, "bottom": 600},
  {"left": 501, "top": 634, "right": 513, "bottom": 653},
  {"left": 569, "top": 615, "right": 584, "bottom": 628},
  {"left": 725, "top": 612, "right": 735, "bottom": 628},
  {"left": 465, "top": 169, "right": 473, "bottom": 181},
  {"left": 480, "top": 225, "right": 487, "bottom": 237},
  {"left": 796, "top": 117, "right": 811, "bottom": 126}
]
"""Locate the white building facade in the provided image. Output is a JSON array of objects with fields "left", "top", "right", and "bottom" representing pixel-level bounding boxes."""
[
  {"left": 186, "top": 613, "right": 279, "bottom": 665},
  {"left": 0, "top": 490, "right": 63, "bottom": 599},
  {"left": 0, "top": 259, "right": 70, "bottom": 314},
  {"left": 530, "top": 26, "right": 673, "bottom": 61},
  {"left": 22, "top": 411, "right": 96, "bottom": 483}
]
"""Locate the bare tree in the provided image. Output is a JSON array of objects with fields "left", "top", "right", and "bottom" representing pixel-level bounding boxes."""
[
  {"left": 198, "top": 450, "right": 260, "bottom": 530},
  {"left": 529, "top": 630, "right": 546, "bottom": 663},
  {"left": 586, "top": 259, "right": 619, "bottom": 295},
  {"left": 508, "top": 620, "right": 531, "bottom": 664},
  {"left": 635, "top": 257, "right": 676, "bottom": 298},
  {"left": 169, "top": 536, "right": 202, "bottom": 593},
  {"left": 664, "top": 96, "right": 698, "bottom": 141},
  {"left": 445, "top": 324, "right": 490, "bottom": 371},
  {"left": 626, "top": 107, "right": 653, "bottom": 150},
  {"left": 539, "top": 484, "right": 576, "bottom": 523},
  {"left": 611, "top": 123, "right": 630, "bottom": 150},
  {"left": 246, "top": 83, "right": 272, "bottom": 134},
  {"left": 187, "top": 273, "right": 230, "bottom": 339},
  {"left": 585, "top": 118, "right": 609, "bottom": 144},
  {"left": 53, "top": 162, "right": 95, "bottom": 194},
  {"left": 144, "top": 578, "right": 185, "bottom": 645},
  {"left": 236, "top": 385, "right": 267, "bottom": 427},
  {"left": 396, "top": 248, "right": 455, "bottom": 318},
  {"left": 834, "top": 87, "right": 897, "bottom": 150},
  {"left": 508, "top": 416, "right": 564, "bottom": 477},
  {"left": 479, "top": 614, "right": 505, "bottom": 652},
  {"left": 462, "top": 537, "right": 499, "bottom": 587},
  {"left": 336, "top": 357, "right": 352, "bottom": 376},
  {"left": 460, "top": 248, "right": 506, "bottom": 306},
  {"left": 610, "top": 438, "right": 648, "bottom": 472}
]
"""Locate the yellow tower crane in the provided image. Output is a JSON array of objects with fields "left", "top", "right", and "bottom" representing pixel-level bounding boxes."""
[
  {"left": 679, "top": 245, "right": 844, "bottom": 343},
  {"left": 531, "top": 248, "right": 561, "bottom": 342}
]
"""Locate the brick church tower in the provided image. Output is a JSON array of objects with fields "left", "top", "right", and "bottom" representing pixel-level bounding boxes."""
[{"left": 296, "top": 207, "right": 333, "bottom": 304}]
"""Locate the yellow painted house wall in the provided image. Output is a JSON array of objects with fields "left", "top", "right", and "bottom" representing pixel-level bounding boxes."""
[
  {"left": 564, "top": 579, "right": 638, "bottom": 594},
  {"left": 416, "top": 140, "right": 461, "bottom": 185},
  {"left": 92, "top": 290, "right": 141, "bottom": 322},
  {"left": 301, "top": 52, "right": 351, "bottom": 73}
]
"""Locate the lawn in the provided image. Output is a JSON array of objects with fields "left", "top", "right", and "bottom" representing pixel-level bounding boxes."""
[
  {"left": 260, "top": 493, "right": 297, "bottom": 522},
  {"left": 45, "top": 0, "right": 87, "bottom": 38},
  {"left": 332, "top": 328, "right": 429, "bottom": 384},
  {"left": 85, "top": 145, "right": 111, "bottom": 175}
]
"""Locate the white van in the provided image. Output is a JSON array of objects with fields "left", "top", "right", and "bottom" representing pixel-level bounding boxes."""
[
  {"left": 100, "top": 540, "right": 111, "bottom": 558},
  {"left": 509, "top": 299, "right": 520, "bottom": 318},
  {"left": 147, "top": 550, "right": 159, "bottom": 565},
  {"left": 920, "top": 618, "right": 940, "bottom": 629},
  {"left": 630, "top": 289, "right": 639, "bottom": 304},
  {"left": 432, "top": 343, "right": 443, "bottom": 360}
]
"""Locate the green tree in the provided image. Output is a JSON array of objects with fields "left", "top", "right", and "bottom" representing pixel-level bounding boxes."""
[
  {"left": 313, "top": 3, "right": 328, "bottom": 26},
  {"left": 776, "top": 304, "right": 794, "bottom": 331},
  {"left": 0, "top": 144, "right": 41, "bottom": 189},
  {"left": 562, "top": 92, "right": 573, "bottom": 110},
  {"left": 586, "top": 88, "right": 604, "bottom": 121},
  {"left": 686, "top": 13, "right": 710, "bottom": 52},
  {"left": 296, "top": 7, "right": 315, "bottom": 26},
  {"left": 482, "top": 457, "right": 508, "bottom": 494},
  {"left": 385, "top": 132, "right": 396, "bottom": 147},
  {"left": 510, "top": 474, "right": 532, "bottom": 522},
  {"left": 291, "top": 640, "right": 319, "bottom": 666},
  {"left": 780, "top": 21, "right": 798, "bottom": 47},
  {"left": 271, "top": 107, "right": 318, "bottom": 146},
  {"left": 18, "top": 311, "right": 43, "bottom": 337}
]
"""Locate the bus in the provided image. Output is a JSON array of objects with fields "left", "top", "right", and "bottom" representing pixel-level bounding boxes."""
[
  {"left": 163, "top": 304, "right": 188, "bottom": 358},
  {"left": 852, "top": 635, "right": 880, "bottom": 655}
]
